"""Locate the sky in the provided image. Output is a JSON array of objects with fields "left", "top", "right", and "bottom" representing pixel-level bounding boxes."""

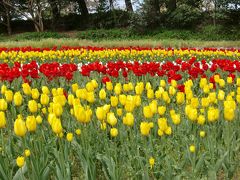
[{"left": 113, "top": 0, "right": 142, "bottom": 11}]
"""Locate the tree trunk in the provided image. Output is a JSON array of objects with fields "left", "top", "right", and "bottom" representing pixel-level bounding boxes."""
[
  {"left": 49, "top": 0, "right": 60, "bottom": 31},
  {"left": 2, "top": 0, "right": 12, "bottom": 35},
  {"left": 167, "top": 0, "right": 176, "bottom": 12},
  {"left": 153, "top": 0, "right": 160, "bottom": 15},
  {"left": 6, "top": 10, "right": 11, "bottom": 35},
  {"left": 77, "top": 0, "right": 89, "bottom": 17},
  {"left": 109, "top": 0, "right": 114, "bottom": 10},
  {"left": 125, "top": 0, "right": 133, "bottom": 12}
]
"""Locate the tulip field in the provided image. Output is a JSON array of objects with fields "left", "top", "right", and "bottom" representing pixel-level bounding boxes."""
[{"left": 0, "top": 46, "right": 240, "bottom": 179}]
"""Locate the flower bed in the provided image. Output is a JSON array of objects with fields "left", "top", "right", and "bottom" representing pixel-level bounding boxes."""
[{"left": 0, "top": 46, "right": 239, "bottom": 179}]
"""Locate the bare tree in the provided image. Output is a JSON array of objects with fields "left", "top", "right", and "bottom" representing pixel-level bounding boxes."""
[{"left": 1, "top": 0, "right": 47, "bottom": 32}]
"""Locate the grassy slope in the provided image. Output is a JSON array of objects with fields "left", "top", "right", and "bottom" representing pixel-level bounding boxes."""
[{"left": 0, "top": 38, "right": 240, "bottom": 48}]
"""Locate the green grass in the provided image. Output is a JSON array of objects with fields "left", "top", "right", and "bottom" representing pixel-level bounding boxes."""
[{"left": 0, "top": 38, "right": 240, "bottom": 48}]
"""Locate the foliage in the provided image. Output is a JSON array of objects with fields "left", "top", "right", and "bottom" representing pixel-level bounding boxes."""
[
  {"left": 167, "top": 4, "right": 202, "bottom": 28},
  {"left": 12, "top": 32, "right": 69, "bottom": 41}
]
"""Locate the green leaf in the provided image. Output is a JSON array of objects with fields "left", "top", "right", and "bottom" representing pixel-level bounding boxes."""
[
  {"left": 13, "top": 165, "right": 27, "bottom": 180},
  {"left": 215, "top": 151, "right": 228, "bottom": 172}
]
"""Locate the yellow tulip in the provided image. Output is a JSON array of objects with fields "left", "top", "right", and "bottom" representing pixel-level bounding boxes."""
[
  {"left": 107, "top": 112, "right": 117, "bottom": 126},
  {"left": 75, "top": 129, "right": 81, "bottom": 135},
  {"left": 0, "top": 99, "right": 7, "bottom": 111},
  {"left": 114, "top": 83, "right": 122, "bottom": 95},
  {"left": 143, "top": 106, "right": 153, "bottom": 119},
  {"left": 201, "top": 97, "right": 209, "bottom": 107},
  {"left": 134, "top": 95, "right": 141, "bottom": 106},
  {"left": 91, "top": 79, "right": 98, "bottom": 88},
  {"left": 0, "top": 111, "right": 6, "bottom": 128},
  {"left": 149, "top": 157, "right": 155, "bottom": 169},
  {"left": 26, "top": 116, "right": 37, "bottom": 132},
  {"left": 191, "top": 98, "right": 199, "bottom": 108},
  {"left": 68, "top": 94, "right": 75, "bottom": 105},
  {"left": 176, "top": 92, "right": 185, "bottom": 104},
  {"left": 24, "top": 149, "right": 31, "bottom": 157},
  {"left": 42, "top": 86, "right": 50, "bottom": 94},
  {"left": 53, "top": 103, "right": 63, "bottom": 116},
  {"left": 116, "top": 108, "right": 123, "bottom": 116},
  {"left": 135, "top": 84, "right": 143, "bottom": 95},
  {"left": 158, "top": 106, "right": 166, "bottom": 115},
  {"left": 158, "top": 118, "right": 168, "bottom": 131},
  {"left": 219, "top": 79, "right": 225, "bottom": 87},
  {"left": 171, "top": 114, "right": 181, "bottom": 125},
  {"left": 16, "top": 156, "right": 25, "bottom": 168},
  {"left": 66, "top": 133, "right": 73, "bottom": 142},
  {"left": 1, "top": 85, "right": 7, "bottom": 94},
  {"left": 145, "top": 82, "right": 152, "bottom": 90},
  {"left": 119, "top": 94, "right": 127, "bottom": 105},
  {"left": 36, "top": 115, "right": 42, "bottom": 124},
  {"left": 160, "top": 80, "right": 166, "bottom": 87},
  {"left": 31, "top": 88, "right": 40, "bottom": 100},
  {"left": 76, "top": 88, "right": 87, "bottom": 99},
  {"left": 140, "top": 122, "right": 152, "bottom": 136},
  {"left": 74, "top": 105, "right": 86, "bottom": 122},
  {"left": 110, "top": 96, "right": 118, "bottom": 107},
  {"left": 28, "top": 100, "right": 38, "bottom": 113},
  {"left": 51, "top": 118, "right": 63, "bottom": 134},
  {"left": 123, "top": 113, "right": 134, "bottom": 127},
  {"left": 5, "top": 90, "right": 13, "bottom": 102},
  {"left": 207, "top": 107, "right": 219, "bottom": 122},
  {"left": 165, "top": 126, "right": 172, "bottom": 135},
  {"left": 110, "top": 128, "right": 118, "bottom": 137},
  {"left": 72, "top": 83, "right": 78, "bottom": 93},
  {"left": 14, "top": 117, "right": 27, "bottom": 137},
  {"left": 224, "top": 107, "right": 235, "bottom": 121},
  {"left": 106, "top": 82, "right": 113, "bottom": 91},
  {"left": 227, "top": 77, "right": 233, "bottom": 84},
  {"left": 14, "top": 92, "right": 22, "bottom": 106},
  {"left": 200, "top": 78, "right": 207, "bottom": 88},
  {"left": 199, "top": 131, "right": 206, "bottom": 137},
  {"left": 149, "top": 100, "right": 157, "bottom": 114},
  {"left": 22, "top": 83, "right": 31, "bottom": 95},
  {"left": 169, "top": 86, "right": 176, "bottom": 95},
  {"left": 86, "top": 82, "right": 94, "bottom": 92},
  {"left": 99, "top": 89, "right": 106, "bottom": 100},
  {"left": 187, "top": 108, "right": 198, "bottom": 121},
  {"left": 86, "top": 92, "right": 95, "bottom": 103},
  {"left": 189, "top": 145, "right": 195, "bottom": 153},
  {"left": 147, "top": 89, "right": 154, "bottom": 99},
  {"left": 96, "top": 107, "right": 106, "bottom": 121}
]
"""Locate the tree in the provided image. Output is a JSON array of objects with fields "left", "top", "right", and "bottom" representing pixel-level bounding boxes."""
[
  {"left": 1, "top": 0, "right": 47, "bottom": 32},
  {"left": 0, "top": 0, "right": 12, "bottom": 35},
  {"left": 125, "top": 0, "right": 133, "bottom": 12},
  {"left": 166, "top": 0, "right": 176, "bottom": 12},
  {"left": 48, "top": 0, "right": 60, "bottom": 30},
  {"left": 76, "top": 0, "right": 89, "bottom": 17}
]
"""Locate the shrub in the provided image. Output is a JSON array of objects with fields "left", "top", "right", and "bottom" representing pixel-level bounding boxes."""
[
  {"left": 167, "top": 4, "right": 202, "bottom": 28},
  {"left": 12, "top": 32, "right": 69, "bottom": 41},
  {"left": 76, "top": 29, "right": 133, "bottom": 40}
]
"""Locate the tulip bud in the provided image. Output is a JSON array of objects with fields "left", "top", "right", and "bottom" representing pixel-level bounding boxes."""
[
  {"left": 28, "top": 100, "right": 38, "bottom": 113},
  {"left": 14, "top": 116, "right": 27, "bottom": 137},
  {"left": 0, "top": 99, "right": 7, "bottom": 111},
  {"left": 14, "top": 92, "right": 23, "bottom": 106},
  {"left": 26, "top": 116, "right": 37, "bottom": 132},
  {"left": 0, "top": 111, "right": 6, "bottom": 128}
]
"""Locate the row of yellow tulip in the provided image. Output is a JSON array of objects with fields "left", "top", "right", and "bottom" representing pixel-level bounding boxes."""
[
  {"left": 0, "top": 76, "right": 238, "bottom": 139},
  {"left": 0, "top": 48, "right": 239, "bottom": 62}
]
